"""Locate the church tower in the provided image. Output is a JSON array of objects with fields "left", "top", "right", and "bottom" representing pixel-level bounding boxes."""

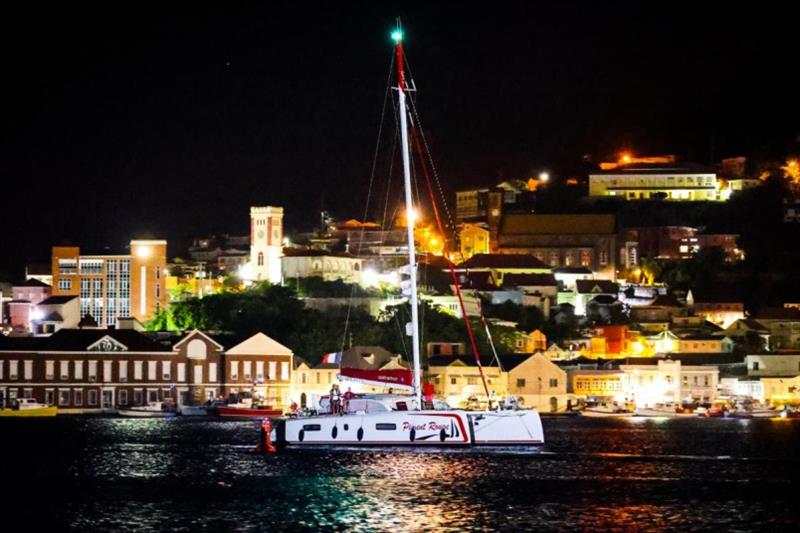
[{"left": 250, "top": 206, "right": 283, "bottom": 283}]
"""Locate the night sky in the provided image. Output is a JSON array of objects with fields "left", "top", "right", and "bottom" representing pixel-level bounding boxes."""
[{"left": 1, "top": 3, "right": 796, "bottom": 278}]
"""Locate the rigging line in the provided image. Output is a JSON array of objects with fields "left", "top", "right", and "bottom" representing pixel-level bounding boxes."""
[
  {"left": 381, "top": 128, "right": 399, "bottom": 231},
  {"left": 407, "top": 96, "right": 457, "bottom": 238},
  {"left": 340, "top": 50, "right": 396, "bottom": 352},
  {"left": 410, "top": 126, "right": 490, "bottom": 399}
]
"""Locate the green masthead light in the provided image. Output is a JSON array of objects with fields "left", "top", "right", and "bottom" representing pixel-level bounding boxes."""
[{"left": 391, "top": 30, "right": 403, "bottom": 43}]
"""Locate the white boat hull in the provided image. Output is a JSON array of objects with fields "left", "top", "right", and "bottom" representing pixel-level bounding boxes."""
[
  {"left": 179, "top": 405, "right": 209, "bottom": 416},
  {"left": 278, "top": 409, "right": 543, "bottom": 447},
  {"left": 635, "top": 408, "right": 696, "bottom": 418},
  {"left": 118, "top": 409, "right": 177, "bottom": 418},
  {"left": 580, "top": 409, "right": 635, "bottom": 418}
]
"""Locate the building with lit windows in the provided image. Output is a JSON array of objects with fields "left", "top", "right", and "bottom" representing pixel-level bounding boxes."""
[
  {"left": 50, "top": 240, "right": 167, "bottom": 326},
  {"left": 281, "top": 249, "right": 363, "bottom": 285},
  {"left": 457, "top": 223, "right": 490, "bottom": 260},
  {"left": 589, "top": 166, "right": 721, "bottom": 201}
]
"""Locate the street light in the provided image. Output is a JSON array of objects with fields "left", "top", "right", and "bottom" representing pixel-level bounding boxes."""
[{"left": 539, "top": 172, "right": 549, "bottom": 183}]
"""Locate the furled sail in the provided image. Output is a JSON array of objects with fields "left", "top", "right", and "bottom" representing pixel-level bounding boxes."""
[{"left": 337, "top": 367, "right": 414, "bottom": 391}]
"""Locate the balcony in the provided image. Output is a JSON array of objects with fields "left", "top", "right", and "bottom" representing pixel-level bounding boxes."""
[
  {"left": 88, "top": 376, "right": 97, "bottom": 382},
  {"left": 120, "top": 377, "right": 128, "bottom": 383}
]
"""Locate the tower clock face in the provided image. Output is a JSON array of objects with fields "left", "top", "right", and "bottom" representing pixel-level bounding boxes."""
[{"left": 257, "top": 230, "right": 265, "bottom": 239}]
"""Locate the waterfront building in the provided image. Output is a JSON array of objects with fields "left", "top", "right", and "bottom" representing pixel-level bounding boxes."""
[
  {"left": 504, "top": 353, "right": 568, "bottom": 412},
  {"left": 495, "top": 214, "right": 618, "bottom": 281},
  {"left": 620, "top": 359, "right": 719, "bottom": 406},
  {"left": 0, "top": 327, "right": 294, "bottom": 412},
  {"left": 426, "top": 354, "right": 508, "bottom": 407},
  {"left": 51, "top": 240, "right": 168, "bottom": 326},
  {"left": 223, "top": 332, "right": 293, "bottom": 409},
  {"left": 569, "top": 369, "right": 628, "bottom": 404}
]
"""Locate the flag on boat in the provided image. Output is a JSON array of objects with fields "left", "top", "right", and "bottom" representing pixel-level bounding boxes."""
[{"left": 321, "top": 351, "right": 343, "bottom": 365}]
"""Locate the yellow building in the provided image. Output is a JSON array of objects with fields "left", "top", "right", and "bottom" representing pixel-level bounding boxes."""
[
  {"left": 505, "top": 353, "right": 569, "bottom": 412},
  {"left": 426, "top": 355, "right": 507, "bottom": 408},
  {"left": 589, "top": 168, "right": 721, "bottom": 201},
  {"left": 571, "top": 370, "right": 628, "bottom": 402},
  {"left": 223, "top": 332, "right": 294, "bottom": 410},
  {"left": 458, "top": 224, "right": 490, "bottom": 261},
  {"left": 51, "top": 240, "right": 167, "bottom": 326}
]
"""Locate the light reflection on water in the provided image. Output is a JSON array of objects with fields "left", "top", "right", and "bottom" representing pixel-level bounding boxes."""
[{"left": 1, "top": 416, "right": 799, "bottom": 531}]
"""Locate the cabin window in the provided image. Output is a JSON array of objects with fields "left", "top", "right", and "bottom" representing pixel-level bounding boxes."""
[
  {"left": 395, "top": 402, "right": 408, "bottom": 411},
  {"left": 376, "top": 423, "right": 397, "bottom": 431},
  {"left": 752, "top": 361, "right": 759, "bottom": 371},
  {"left": 303, "top": 424, "right": 321, "bottom": 431}
]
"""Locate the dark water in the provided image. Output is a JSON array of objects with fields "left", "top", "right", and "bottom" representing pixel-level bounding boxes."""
[{"left": 2, "top": 416, "right": 799, "bottom": 531}]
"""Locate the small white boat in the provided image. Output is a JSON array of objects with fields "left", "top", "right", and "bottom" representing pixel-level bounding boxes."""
[
  {"left": 636, "top": 405, "right": 696, "bottom": 418},
  {"left": 179, "top": 405, "right": 209, "bottom": 416},
  {"left": 118, "top": 401, "right": 177, "bottom": 418},
  {"left": 0, "top": 398, "right": 58, "bottom": 417},
  {"left": 580, "top": 405, "right": 635, "bottom": 418}
]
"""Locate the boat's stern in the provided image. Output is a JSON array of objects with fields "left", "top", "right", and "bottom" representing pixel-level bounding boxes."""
[{"left": 468, "top": 410, "right": 544, "bottom": 446}]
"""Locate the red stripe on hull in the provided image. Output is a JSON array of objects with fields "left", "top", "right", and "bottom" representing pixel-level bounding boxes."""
[{"left": 217, "top": 407, "right": 282, "bottom": 417}]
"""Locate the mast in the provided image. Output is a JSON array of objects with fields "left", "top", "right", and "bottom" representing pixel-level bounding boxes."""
[{"left": 393, "top": 27, "right": 422, "bottom": 408}]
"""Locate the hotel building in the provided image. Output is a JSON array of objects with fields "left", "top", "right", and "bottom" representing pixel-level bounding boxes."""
[
  {"left": 51, "top": 240, "right": 168, "bottom": 326},
  {"left": 589, "top": 167, "right": 720, "bottom": 201}
]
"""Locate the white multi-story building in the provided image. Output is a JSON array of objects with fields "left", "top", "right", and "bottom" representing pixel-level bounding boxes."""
[{"left": 620, "top": 359, "right": 719, "bottom": 406}]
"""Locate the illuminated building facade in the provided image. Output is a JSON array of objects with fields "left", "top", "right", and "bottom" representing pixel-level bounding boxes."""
[
  {"left": 51, "top": 240, "right": 167, "bottom": 326},
  {"left": 589, "top": 167, "right": 720, "bottom": 201},
  {"left": 249, "top": 206, "right": 283, "bottom": 283}
]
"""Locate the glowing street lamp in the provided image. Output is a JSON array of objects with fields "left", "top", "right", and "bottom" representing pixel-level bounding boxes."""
[{"left": 539, "top": 172, "right": 549, "bottom": 183}]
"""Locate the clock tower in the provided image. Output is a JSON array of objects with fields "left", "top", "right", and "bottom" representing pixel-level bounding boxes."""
[{"left": 249, "top": 206, "right": 284, "bottom": 283}]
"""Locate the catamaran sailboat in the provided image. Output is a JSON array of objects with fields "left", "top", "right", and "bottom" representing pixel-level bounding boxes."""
[{"left": 272, "top": 27, "right": 544, "bottom": 448}]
